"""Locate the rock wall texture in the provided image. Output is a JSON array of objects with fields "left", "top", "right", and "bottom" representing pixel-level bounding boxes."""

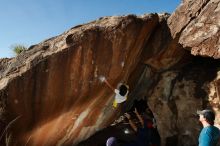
[
  {"left": 168, "top": 0, "right": 220, "bottom": 58},
  {"left": 147, "top": 57, "right": 220, "bottom": 146},
  {"left": 0, "top": 0, "right": 220, "bottom": 146},
  {"left": 0, "top": 14, "right": 160, "bottom": 146}
]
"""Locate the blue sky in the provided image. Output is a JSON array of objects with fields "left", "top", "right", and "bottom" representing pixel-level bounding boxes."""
[{"left": 0, "top": 0, "right": 181, "bottom": 58}]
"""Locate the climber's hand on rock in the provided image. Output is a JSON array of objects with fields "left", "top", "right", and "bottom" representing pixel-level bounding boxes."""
[{"left": 99, "top": 76, "right": 106, "bottom": 82}]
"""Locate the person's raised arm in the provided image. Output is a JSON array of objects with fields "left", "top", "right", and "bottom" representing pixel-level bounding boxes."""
[
  {"left": 134, "top": 108, "right": 144, "bottom": 128},
  {"left": 104, "top": 79, "right": 115, "bottom": 92},
  {"left": 125, "top": 113, "right": 137, "bottom": 132},
  {"left": 99, "top": 76, "right": 115, "bottom": 92}
]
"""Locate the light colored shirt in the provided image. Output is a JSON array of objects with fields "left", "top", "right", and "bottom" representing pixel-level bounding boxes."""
[{"left": 114, "top": 89, "right": 128, "bottom": 103}]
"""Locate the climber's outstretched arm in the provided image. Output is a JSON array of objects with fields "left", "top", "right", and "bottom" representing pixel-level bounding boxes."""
[
  {"left": 104, "top": 79, "right": 115, "bottom": 92},
  {"left": 99, "top": 76, "right": 115, "bottom": 92}
]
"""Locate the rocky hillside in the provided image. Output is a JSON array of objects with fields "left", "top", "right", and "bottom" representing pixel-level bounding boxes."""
[{"left": 0, "top": 0, "right": 220, "bottom": 146}]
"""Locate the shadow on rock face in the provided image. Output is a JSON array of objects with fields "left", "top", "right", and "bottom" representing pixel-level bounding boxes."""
[
  {"left": 77, "top": 98, "right": 160, "bottom": 146},
  {"left": 77, "top": 124, "right": 137, "bottom": 146}
]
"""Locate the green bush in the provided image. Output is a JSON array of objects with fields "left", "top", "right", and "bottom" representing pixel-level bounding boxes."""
[{"left": 11, "top": 44, "right": 27, "bottom": 55}]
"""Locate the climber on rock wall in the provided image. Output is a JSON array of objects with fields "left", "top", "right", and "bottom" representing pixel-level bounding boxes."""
[{"left": 99, "top": 76, "right": 129, "bottom": 108}]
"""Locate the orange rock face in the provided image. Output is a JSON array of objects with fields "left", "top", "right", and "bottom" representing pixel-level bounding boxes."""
[
  {"left": 0, "top": 14, "right": 160, "bottom": 146},
  {"left": 1, "top": 1, "right": 220, "bottom": 145}
]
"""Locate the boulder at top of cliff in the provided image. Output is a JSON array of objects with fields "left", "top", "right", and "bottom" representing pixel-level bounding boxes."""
[
  {"left": 168, "top": 0, "right": 220, "bottom": 58},
  {"left": 1, "top": 1, "right": 220, "bottom": 145},
  {"left": 0, "top": 14, "right": 161, "bottom": 146}
]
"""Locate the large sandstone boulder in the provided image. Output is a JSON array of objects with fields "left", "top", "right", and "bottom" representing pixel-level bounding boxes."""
[
  {"left": 0, "top": 0, "right": 220, "bottom": 146},
  {"left": 168, "top": 0, "right": 220, "bottom": 58},
  {"left": 0, "top": 14, "right": 160, "bottom": 146}
]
